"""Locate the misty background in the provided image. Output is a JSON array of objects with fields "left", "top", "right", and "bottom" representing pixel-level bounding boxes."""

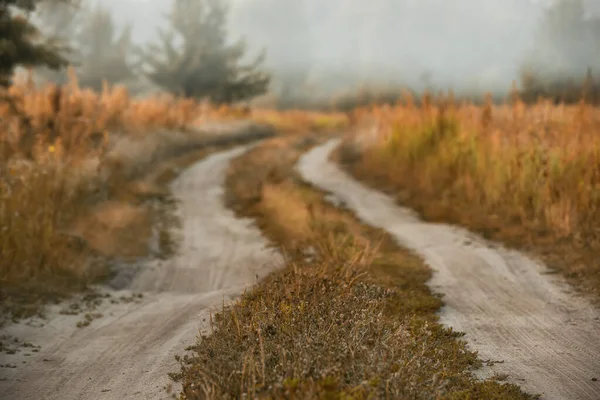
[{"left": 27, "top": 0, "right": 600, "bottom": 103}]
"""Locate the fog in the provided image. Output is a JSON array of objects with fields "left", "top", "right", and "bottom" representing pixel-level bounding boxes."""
[{"left": 35, "top": 0, "right": 600, "bottom": 100}]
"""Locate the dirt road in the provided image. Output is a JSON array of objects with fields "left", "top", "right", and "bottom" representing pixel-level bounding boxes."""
[
  {"left": 298, "top": 139, "right": 600, "bottom": 400},
  {"left": 3, "top": 137, "right": 600, "bottom": 400},
  {"left": 0, "top": 146, "right": 282, "bottom": 400}
]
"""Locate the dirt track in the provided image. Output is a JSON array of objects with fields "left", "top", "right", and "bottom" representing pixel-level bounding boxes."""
[
  {"left": 3, "top": 138, "right": 600, "bottom": 400},
  {"left": 297, "top": 139, "right": 600, "bottom": 400},
  {"left": 0, "top": 146, "right": 281, "bottom": 400}
]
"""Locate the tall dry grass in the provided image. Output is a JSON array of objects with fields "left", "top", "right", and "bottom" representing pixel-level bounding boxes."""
[
  {"left": 251, "top": 108, "right": 349, "bottom": 134},
  {"left": 344, "top": 92, "right": 600, "bottom": 294},
  {"left": 0, "top": 70, "right": 236, "bottom": 315}
]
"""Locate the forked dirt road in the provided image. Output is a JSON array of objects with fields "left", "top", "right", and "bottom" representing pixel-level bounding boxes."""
[
  {"left": 2, "top": 138, "right": 600, "bottom": 400},
  {"left": 0, "top": 146, "right": 282, "bottom": 400},
  {"left": 297, "top": 138, "right": 600, "bottom": 400}
]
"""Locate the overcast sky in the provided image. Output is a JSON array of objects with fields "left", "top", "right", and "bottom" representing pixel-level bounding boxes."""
[{"left": 78, "top": 0, "right": 599, "bottom": 95}]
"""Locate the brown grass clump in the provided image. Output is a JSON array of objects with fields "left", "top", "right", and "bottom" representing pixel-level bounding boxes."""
[
  {"left": 250, "top": 109, "right": 349, "bottom": 135},
  {"left": 338, "top": 91, "right": 600, "bottom": 297},
  {"left": 175, "top": 136, "right": 533, "bottom": 399}
]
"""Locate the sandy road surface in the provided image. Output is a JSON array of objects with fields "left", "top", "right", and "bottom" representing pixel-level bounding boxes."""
[
  {"left": 0, "top": 146, "right": 282, "bottom": 400},
  {"left": 298, "top": 139, "right": 600, "bottom": 400}
]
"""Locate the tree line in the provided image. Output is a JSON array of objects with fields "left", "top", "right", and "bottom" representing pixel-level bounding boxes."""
[
  {"left": 1, "top": 0, "right": 269, "bottom": 104},
  {"left": 519, "top": 0, "right": 600, "bottom": 103},
  {"left": 1, "top": 0, "right": 599, "bottom": 106}
]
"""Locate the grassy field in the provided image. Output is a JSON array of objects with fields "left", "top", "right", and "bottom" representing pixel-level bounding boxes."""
[
  {"left": 0, "top": 72, "right": 266, "bottom": 322},
  {"left": 175, "top": 135, "right": 533, "bottom": 399},
  {"left": 5, "top": 70, "right": 592, "bottom": 397},
  {"left": 0, "top": 69, "right": 349, "bottom": 322},
  {"left": 337, "top": 92, "right": 600, "bottom": 298}
]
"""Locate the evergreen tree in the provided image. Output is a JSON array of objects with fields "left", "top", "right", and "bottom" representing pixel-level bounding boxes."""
[
  {"left": 138, "top": 0, "right": 269, "bottom": 103},
  {"left": 34, "top": 1, "right": 136, "bottom": 90},
  {"left": 0, "top": 0, "right": 71, "bottom": 87},
  {"left": 35, "top": 0, "right": 80, "bottom": 43},
  {"left": 75, "top": 4, "right": 136, "bottom": 91},
  {"left": 33, "top": 0, "right": 82, "bottom": 85},
  {"left": 520, "top": 0, "right": 600, "bottom": 102},
  {"left": 526, "top": 0, "right": 597, "bottom": 75}
]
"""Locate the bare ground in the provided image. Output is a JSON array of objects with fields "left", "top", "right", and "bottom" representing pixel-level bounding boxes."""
[
  {"left": 297, "top": 138, "right": 600, "bottom": 400},
  {"left": 0, "top": 146, "right": 282, "bottom": 400}
]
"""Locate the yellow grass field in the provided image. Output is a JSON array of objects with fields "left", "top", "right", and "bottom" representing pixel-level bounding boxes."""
[
  {"left": 342, "top": 91, "right": 600, "bottom": 296},
  {"left": 0, "top": 70, "right": 348, "bottom": 319},
  {"left": 0, "top": 71, "right": 240, "bottom": 313}
]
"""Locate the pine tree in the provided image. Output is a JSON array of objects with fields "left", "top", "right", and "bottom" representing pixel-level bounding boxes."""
[
  {"left": 75, "top": 4, "right": 136, "bottom": 91},
  {"left": 0, "top": 0, "right": 71, "bottom": 87},
  {"left": 34, "top": 1, "right": 136, "bottom": 90},
  {"left": 34, "top": 0, "right": 80, "bottom": 43},
  {"left": 138, "top": 0, "right": 269, "bottom": 103},
  {"left": 33, "top": 0, "right": 81, "bottom": 85},
  {"left": 520, "top": 0, "right": 600, "bottom": 103}
]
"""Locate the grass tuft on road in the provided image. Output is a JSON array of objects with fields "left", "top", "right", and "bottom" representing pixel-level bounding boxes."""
[{"left": 175, "top": 135, "right": 534, "bottom": 399}]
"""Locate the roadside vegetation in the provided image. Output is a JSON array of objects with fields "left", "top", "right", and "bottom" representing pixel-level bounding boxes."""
[
  {"left": 336, "top": 91, "right": 600, "bottom": 299},
  {"left": 175, "top": 136, "right": 533, "bottom": 399},
  {"left": 0, "top": 74, "right": 343, "bottom": 324},
  {"left": 0, "top": 78, "right": 344, "bottom": 324},
  {"left": 0, "top": 71, "right": 269, "bottom": 322},
  {"left": 0, "top": 0, "right": 282, "bottom": 322}
]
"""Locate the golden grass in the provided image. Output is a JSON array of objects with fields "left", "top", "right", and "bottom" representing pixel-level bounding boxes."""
[
  {"left": 0, "top": 69, "right": 245, "bottom": 319},
  {"left": 340, "top": 92, "right": 600, "bottom": 296},
  {"left": 250, "top": 108, "right": 349, "bottom": 135}
]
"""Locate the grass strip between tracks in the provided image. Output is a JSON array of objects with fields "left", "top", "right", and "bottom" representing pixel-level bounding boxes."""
[{"left": 174, "top": 134, "right": 534, "bottom": 399}]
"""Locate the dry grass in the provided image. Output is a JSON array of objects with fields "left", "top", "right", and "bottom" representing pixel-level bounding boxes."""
[
  {"left": 175, "top": 136, "right": 533, "bottom": 399},
  {"left": 0, "top": 69, "right": 264, "bottom": 321},
  {"left": 250, "top": 109, "right": 349, "bottom": 135},
  {"left": 338, "top": 92, "right": 600, "bottom": 297}
]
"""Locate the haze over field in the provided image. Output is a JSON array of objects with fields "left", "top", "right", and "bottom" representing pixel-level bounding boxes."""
[
  {"left": 4, "top": 2, "right": 600, "bottom": 399},
  {"left": 36, "top": 0, "right": 600, "bottom": 98}
]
